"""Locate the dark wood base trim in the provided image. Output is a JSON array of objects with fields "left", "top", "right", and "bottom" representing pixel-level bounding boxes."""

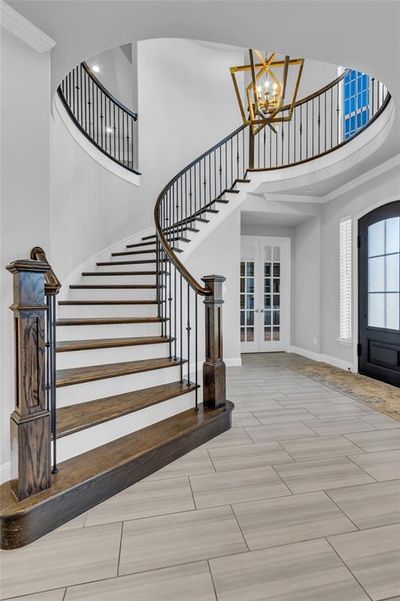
[{"left": 0, "top": 401, "right": 233, "bottom": 550}]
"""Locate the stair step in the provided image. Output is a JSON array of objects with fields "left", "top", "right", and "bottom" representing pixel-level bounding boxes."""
[
  {"left": 56, "top": 380, "right": 197, "bottom": 438},
  {"left": 0, "top": 401, "right": 233, "bottom": 548},
  {"left": 56, "top": 336, "right": 171, "bottom": 353},
  {"left": 82, "top": 271, "right": 157, "bottom": 276},
  {"left": 96, "top": 260, "right": 157, "bottom": 266},
  {"left": 223, "top": 189, "right": 240, "bottom": 194},
  {"left": 56, "top": 356, "right": 183, "bottom": 388},
  {"left": 57, "top": 316, "right": 163, "bottom": 326},
  {"left": 125, "top": 240, "right": 157, "bottom": 249},
  {"left": 59, "top": 300, "right": 157, "bottom": 306},
  {"left": 234, "top": 178, "right": 251, "bottom": 183},
  {"left": 112, "top": 250, "right": 156, "bottom": 257},
  {"left": 201, "top": 208, "right": 219, "bottom": 214},
  {"left": 191, "top": 217, "right": 210, "bottom": 223},
  {"left": 214, "top": 198, "right": 229, "bottom": 204},
  {"left": 143, "top": 227, "right": 199, "bottom": 241},
  {"left": 69, "top": 284, "right": 156, "bottom": 289}
]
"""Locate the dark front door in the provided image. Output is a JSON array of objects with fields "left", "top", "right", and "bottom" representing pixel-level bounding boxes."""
[{"left": 358, "top": 201, "right": 400, "bottom": 386}]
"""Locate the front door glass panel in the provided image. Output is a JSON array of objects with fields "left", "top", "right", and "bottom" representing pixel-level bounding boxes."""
[{"left": 368, "top": 217, "right": 400, "bottom": 330}]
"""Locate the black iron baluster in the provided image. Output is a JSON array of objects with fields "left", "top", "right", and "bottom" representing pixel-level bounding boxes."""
[
  {"left": 318, "top": 95, "right": 321, "bottom": 154},
  {"left": 194, "top": 290, "right": 198, "bottom": 410},
  {"left": 186, "top": 281, "right": 191, "bottom": 385}
]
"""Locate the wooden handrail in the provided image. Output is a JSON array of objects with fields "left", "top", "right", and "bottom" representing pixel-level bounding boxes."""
[{"left": 30, "top": 247, "right": 61, "bottom": 295}]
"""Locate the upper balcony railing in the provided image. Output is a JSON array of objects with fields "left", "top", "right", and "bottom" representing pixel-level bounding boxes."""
[
  {"left": 249, "top": 69, "right": 390, "bottom": 170},
  {"left": 57, "top": 62, "right": 140, "bottom": 174}
]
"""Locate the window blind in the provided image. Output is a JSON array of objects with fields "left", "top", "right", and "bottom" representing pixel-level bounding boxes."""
[{"left": 339, "top": 218, "right": 352, "bottom": 341}]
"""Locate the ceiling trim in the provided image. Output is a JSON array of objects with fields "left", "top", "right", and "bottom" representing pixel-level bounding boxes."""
[
  {"left": 0, "top": 1, "right": 56, "bottom": 52},
  {"left": 323, "top": 152, "right": 400, "bottom": 203}
]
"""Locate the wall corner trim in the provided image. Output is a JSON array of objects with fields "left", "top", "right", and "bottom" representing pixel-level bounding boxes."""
[{"left": 0, "top": 1, "right": 56, "bottom": 52}]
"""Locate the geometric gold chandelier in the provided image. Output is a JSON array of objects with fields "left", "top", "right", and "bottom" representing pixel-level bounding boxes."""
[{"left": 230, "top": 50, "right": 304, "bottom": 134}]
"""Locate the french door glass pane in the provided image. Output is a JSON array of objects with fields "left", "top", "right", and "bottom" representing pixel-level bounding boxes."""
[
  {"left": 241, "top": 260, "right": 256, "bottom": 342},
  {"left": 263, "top": 246, "right": 281, "bottom": 342},
  {"left": 367, "top": 218, "right": 400, "bottom": 330}
]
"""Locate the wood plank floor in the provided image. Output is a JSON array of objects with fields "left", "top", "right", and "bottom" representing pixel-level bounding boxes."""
[{"left": 2, "top": 353, "right": 399, "bottom": 601}]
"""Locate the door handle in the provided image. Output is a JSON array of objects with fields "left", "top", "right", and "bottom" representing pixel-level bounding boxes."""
[
  {"left": 255, "top": 309, "right": 259, "bottom": 313},
  {"left": 260, "top": 309, "right": 264, "bottom": 313}
]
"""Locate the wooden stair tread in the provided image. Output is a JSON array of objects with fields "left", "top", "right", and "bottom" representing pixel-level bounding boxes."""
[
  {"left": 82, "top": 271, "right": 157, "bottom": 276},
  {"left": 58, "top": 300, "right": 157, "bottom": 305},
  {"left": 69, "top": 284, "right": 156, "bottom": 289},
  {"left": 56, "top": 316, "right": 163, "bottom": 326},
  {"left": 56, "top": 335, "right": 171, "bottom": 352},
  {"left": 56, "top": 381, "right": 197, "bottom": 437},
  {"left": 0, "top": 401, "right": 233, "bottom": 548},
  {"left": 96, "top": 260, "right": 156, "bottom": 266},
  {"left": 124, "top": 240, "right": 157, "bottom": 249},
  {"left": 56, "top": 356, "right": 183, "bottom": 387}
]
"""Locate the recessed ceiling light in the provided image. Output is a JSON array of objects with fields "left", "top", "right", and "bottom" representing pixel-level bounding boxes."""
[{"left": 92, "top": 65, "right": 100, "bottom": 73}]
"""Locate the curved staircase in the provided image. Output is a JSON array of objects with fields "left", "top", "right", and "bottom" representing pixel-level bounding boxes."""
[{"left": 0, "top": 61, "right": 391, "bottom": 550}]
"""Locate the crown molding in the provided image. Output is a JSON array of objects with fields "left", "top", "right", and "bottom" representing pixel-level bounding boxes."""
[
  {"left": 323, "top": 152, "right": 400, "bottom": 203},
  {"left": 0, "top": 1, "right": 56, "bottom": 52}
]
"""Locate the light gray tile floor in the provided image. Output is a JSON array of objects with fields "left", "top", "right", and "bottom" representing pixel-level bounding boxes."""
[{"left": 2, "top": 353, "right": 399, "bottom": 601}]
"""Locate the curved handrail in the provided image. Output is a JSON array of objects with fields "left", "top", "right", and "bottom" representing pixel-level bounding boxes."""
[
  {"left": 57, "top": 62, "right": 140, "bottom": 175},
  {"left": 154, "top": 125, "right": 245, "bottom": 296},
  {"left": 81, "top": 62, "right": 137, "bottom": 120},
  {"left": 154, "top": 70, "right": 391, "bottom": 297}
]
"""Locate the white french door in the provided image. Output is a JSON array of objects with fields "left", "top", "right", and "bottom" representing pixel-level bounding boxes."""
[{"left": 240, "top": 236, "right": 291, "bottom": 353}]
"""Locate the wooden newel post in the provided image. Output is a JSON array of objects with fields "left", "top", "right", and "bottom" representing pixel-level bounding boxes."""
[
  {"left": 202, "top": 275, "right": 226, "bottom": 409},
  {"left": 6, "top": 259, "right": 52, "bottom": 500}
]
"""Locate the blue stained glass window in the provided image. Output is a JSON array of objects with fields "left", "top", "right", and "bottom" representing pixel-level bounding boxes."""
[{"left": 344, "top": 70, "right": 370, "bottom": 139}]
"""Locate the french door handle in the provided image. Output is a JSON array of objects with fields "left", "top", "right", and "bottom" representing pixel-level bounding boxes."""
[
  {"left": 255, "top": 309, "right": 259, "bottom": 313},
  {"left": 260, "top": 309, "right": 264, "bottom": 313}
]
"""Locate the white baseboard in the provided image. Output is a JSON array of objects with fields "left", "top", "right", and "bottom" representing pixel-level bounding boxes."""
[
  {"left": 0, "top": 462, "right": 10, "bottom": 484},
  {"left": 288, "top": 346, "right": 356, "bottom": 372}
]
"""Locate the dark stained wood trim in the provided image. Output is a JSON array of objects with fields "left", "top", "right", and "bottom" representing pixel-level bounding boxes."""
[
  {"left": 0, "top": 401, "right": 233, "bottom": 549},
  {"left": 56, "top": 357, "right": 184, "bottom": 388},
  {"left": 56, "top": 335, "right": 172, "bottom": 352},
  {"left": 69, "top": 284, "right": 157, "bottom": 289},
  {"left": 82, "top": 271, "right": 157, "bottom": 277},
  {"left": 58, "top": 300, "right": 157, "bottom": 306},
  {"left": 56, "top": 316, "right": 163, "bottom": 326},
  {"left": 56, "top": 381, "right": 198, "bottom": 437}
]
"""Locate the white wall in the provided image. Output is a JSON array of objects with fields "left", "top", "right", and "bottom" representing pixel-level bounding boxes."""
[
  {"left": 185, "top": 209, "right": 242, "bottom": 365},
  {"left": 86, "top": 45, "right": 136, "bottom": 111},
  {"left": 321, "top": 162, "right": 400, "bottom": 366},
  {"left": 0, "top": 28, "right": 51, "bottom": 472},
  {"left": 292, "top": 216, "right": 322, "bottom": 353}
]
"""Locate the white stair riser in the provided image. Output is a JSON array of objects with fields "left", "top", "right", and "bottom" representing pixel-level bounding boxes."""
[
  {"left": 57, "top": 342, "right": 170, "bottom": 369},
  {"left": 57, "top": 364, "right": 183, "bottom": 406},
  {"left": 67, "top": 288, "right": 156, "bottom": 301},
  {"left": 80, "top": 274, "right": 156, "bottom": 285},
  {"left": 56, "top": 322, "right": 162, "bottom": 340},
  {"left": 56, "top": 389, "right": 196, "bottom": 462},
  {"left": 57, "top": 304, "right": 158, "bottom": 319},
  {"left": 95, "top": 262, "right": 157, "bottom": 272}
]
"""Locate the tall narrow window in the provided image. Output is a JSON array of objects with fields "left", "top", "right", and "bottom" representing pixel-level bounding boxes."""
[
  {"left": 343, "top": 70, "right": 370, "bottom": 139},
  {"left": 340, "top": 218, "right": 352, "bottom": 341}
]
